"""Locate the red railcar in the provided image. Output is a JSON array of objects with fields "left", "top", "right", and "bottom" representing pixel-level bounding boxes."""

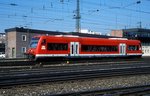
[{"left": 26, "top": 35, "right": 142, "bottom": 60}]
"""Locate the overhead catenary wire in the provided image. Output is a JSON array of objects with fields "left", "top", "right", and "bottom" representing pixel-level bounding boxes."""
[{"left": 0, "top": 0, "right": 149, "bottom": 33}]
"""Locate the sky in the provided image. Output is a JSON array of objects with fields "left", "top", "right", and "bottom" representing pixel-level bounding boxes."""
[{"left": 0, "top": 0, "right": 150, "bottom": 34}]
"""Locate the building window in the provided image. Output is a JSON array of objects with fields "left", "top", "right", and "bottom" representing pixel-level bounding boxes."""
[
  {"left": 22, "top": 35, "right": 26, "bottom": 41},
  {"left": 21, "top": 47, "right": 26, "bottom": 53}
]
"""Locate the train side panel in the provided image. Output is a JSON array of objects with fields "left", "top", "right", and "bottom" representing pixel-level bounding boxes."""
[
  {"left": 79, "top": 38, "right": 120, "bottom": 57},
  {"left": 35, "top": 36, "right": 70, "bottom": 58},
  {"left": 27, "top": 35, "right": 142, "bottom": 60},
  {"left": 126, "top": 40, "right": 142, "bottom": 57}
]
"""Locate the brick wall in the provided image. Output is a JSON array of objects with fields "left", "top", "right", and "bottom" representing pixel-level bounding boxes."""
[
  {"left": 5, "top": 31, "right": 16, "bottom": 58},
  {"left": 111, "top": 30, "right": 123, "bottom": 37}
]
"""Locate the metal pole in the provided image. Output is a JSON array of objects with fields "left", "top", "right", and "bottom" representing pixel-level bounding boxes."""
[{"left": 76, "top": 0, "right": 81, "bottom": 33}]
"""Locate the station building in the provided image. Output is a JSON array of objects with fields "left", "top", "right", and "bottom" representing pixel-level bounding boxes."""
[
  {"left": 5, "top": 27, "right": 67, "bottom": 58},
  {"left": 111, "top": 28, "right": 150, "bottom": 56}
]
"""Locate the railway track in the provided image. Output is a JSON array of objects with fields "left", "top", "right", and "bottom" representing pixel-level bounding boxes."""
[
  {"left": 0, "top": 58, "right": 148, "bottom": 73},
  {"left": 0, "top": 57, "right": 148, "bottom": 71},
  {"left": 1, "top": 62, "right": 150, "bottom": 87},
  {"left": 0, "top": 57, "right": 147, "bottom": 66}
]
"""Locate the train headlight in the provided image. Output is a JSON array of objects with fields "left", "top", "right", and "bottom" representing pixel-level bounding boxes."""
[{"left": 41, "top": 46, "right": 46, "bottom": 50}]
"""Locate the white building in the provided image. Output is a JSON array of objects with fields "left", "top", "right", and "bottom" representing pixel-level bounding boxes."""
[{"left": 80, "top": 29, "right": 101, "bottom": 35}]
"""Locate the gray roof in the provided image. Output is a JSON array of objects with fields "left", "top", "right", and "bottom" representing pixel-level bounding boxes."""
[
  {"left": 5, "top": 27, "right": 117, "bottom": 38},
  {"left": 123, "top": 28, "right": 150, "bottom": 33},
  {"left": 5, "top": 27, "right": 67, "bottom": 35}
]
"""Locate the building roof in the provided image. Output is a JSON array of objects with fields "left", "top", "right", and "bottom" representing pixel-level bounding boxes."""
[
  {"left": 122, "top": 28, "right": 150, "bottom": 42},
  {"left": 5, "top": 27, "right": 67, "bottom": 35},
  {"left": 122, "top": 28, "right": 150, "bottom": 33},
  {"left": 5, "top": 27, "right": 118, "bottom": 38}
]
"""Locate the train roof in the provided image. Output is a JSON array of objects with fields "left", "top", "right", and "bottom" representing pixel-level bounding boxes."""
[
  {"left": 32, "top": 35, "right": 141, "bottom": 45},
  {"left": 67, "top": 32, "right": 117, "bottom": 38},
  {"left": 36, "top": 35, "right": 140, "bottom": 42}
]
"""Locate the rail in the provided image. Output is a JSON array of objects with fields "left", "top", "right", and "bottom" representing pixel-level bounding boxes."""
[
  {"left": 0, "top": 58, "right": 147, "bottom": 66},
  {"left": 1, "top": 65, "right": 150, "bottom": 87}
]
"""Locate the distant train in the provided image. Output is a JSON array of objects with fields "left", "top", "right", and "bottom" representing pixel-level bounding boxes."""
[{"left": 26, "top": 35, "right": 142, "bottom": 60}]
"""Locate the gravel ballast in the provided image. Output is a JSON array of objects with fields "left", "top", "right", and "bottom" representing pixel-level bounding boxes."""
[{"left": 0, "top": 74, "right": 150, "bottom": 96}]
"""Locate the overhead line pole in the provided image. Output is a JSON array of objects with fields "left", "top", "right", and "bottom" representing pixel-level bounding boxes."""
[{"left": 75, "top": 0, "right": 81, "bottom": 33}]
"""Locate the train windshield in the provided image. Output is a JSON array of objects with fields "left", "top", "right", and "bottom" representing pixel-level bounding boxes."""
[{"left": 30, "top": 37, "right": 40, "bottom": 48}]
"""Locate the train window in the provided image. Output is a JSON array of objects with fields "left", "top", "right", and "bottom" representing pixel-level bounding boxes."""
[
  {"left": 30, "top": 37, "right": 39, "bottom": 48},
  {"left": 76, "top": 45, "right": 78, "bottom": 54},
  {"left": 41, "top": 39, "right": 46, "bottom": 45},
  {"left": 81, "top": 45, "right": 118, "bottom": 52},
  {"left": 128, "top": 45, "right": 139, "bottom": 51},
  {"left": 47, "top": 43, "right": 68, "bottom": 51},
  {"left": 71, "top": 45, "right": 73, "bottom": 54}
]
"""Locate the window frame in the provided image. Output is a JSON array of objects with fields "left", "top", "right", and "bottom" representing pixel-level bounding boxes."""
[
  {"left": 21, "top": 47, "right": 26, "bottom": 53},
  {"left": 22, "top": 35, "right": 27, "bottom": 41}
]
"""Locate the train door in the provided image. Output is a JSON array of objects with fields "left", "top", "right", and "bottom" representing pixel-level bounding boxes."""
[
  {"left": 70, "top": 42, "right": 79, "bottom": 56},
  {"left": 119, "top": 43, "right": 126, "bottom": 56}
]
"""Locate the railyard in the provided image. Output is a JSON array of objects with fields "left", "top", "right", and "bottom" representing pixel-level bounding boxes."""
[
  {"left": 0, "top": 0, "right": 150, "bottom": 96},
  {"left": 0, "top": 57, "right": 150, "bottom": 96}
]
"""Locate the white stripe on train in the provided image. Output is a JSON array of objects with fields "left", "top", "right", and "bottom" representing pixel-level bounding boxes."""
[{"left": 36, "top": 53, "right": 142, "bottom": 57}]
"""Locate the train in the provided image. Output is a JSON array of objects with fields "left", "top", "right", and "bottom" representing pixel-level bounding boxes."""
[{"left": 26, "top": 35, "right": 142, "bottom": 60}]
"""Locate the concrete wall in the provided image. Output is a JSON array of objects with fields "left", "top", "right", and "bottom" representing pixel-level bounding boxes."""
[
  {"left": 16, "top": 31, "right": 42, "bottom": 58},
  {"left": 111, "top": 30, "right": 123, "bottom": 37},
  {"left": 6, "top": 31, "right": 16, "bottom": 58},
  {"left": 16, "top": 32, "right": 28, "bottom": 58}
]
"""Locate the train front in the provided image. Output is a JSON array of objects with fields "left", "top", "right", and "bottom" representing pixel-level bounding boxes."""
[{"left": 26, "top": 36, "right": 40, "bottom": 60}]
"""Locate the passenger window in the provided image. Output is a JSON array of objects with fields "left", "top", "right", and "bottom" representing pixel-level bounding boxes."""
[
  {"left": 128, "top": 45, "right": 139, "bottom": 51},
  {"left": 47, "top": 43, "right": 68, "bottom": 51},
  {"left": 81, "top": 45, "right": 118, "bottom": 52}
]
